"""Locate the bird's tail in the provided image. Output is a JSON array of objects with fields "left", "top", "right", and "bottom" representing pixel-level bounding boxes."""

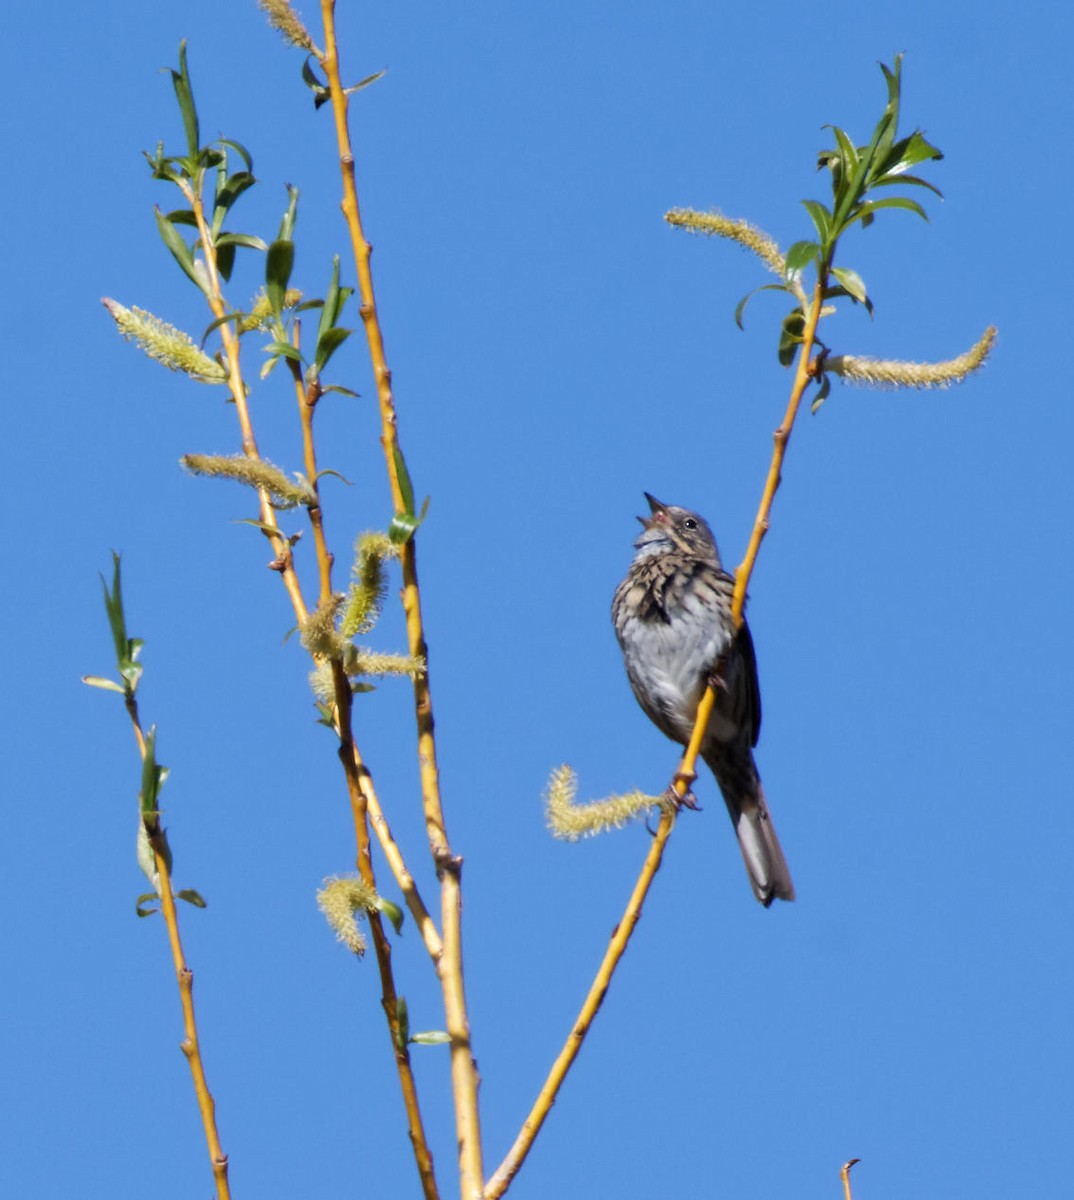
[{"left": 703, "top": 747, "right": 795, "bottom": 906}]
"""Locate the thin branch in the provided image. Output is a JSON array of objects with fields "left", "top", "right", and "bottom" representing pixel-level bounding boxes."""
[
  {"left": 332, "top": 661, "right": 440, "bottom": 1200},
  {"left": 287, "top": 321, "right": 334, "bottom": 601},
  {"left": 732, "top": 279, "right": 825, "bottom": 624},
  {"left": 317, "top": 4, "right": 483, "bottom": 1194},
  {"left": 841, "top": 1157, "right": 861, "bottom": 1200},
  {"left": 485, "top": 693, "right": 716, "bottom": 1199},
  {"left": 184, "top": 160, "right": 439, "bottom": 1197},
  {"left": 125, "top": 696, "right": 230, "bottom": 1200},
  {"left": 487, "top": 273, "right": 827, "bottom": 1199},
  {"left": 185, "top": 182, "right": 309, "bottom": 623}
]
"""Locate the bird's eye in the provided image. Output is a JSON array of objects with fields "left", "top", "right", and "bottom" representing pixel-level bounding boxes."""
[{"left": 683, "top": 517, "right": 697, "bottom": 530}]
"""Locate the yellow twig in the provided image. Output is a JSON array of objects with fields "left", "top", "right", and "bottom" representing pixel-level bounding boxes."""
[
  {"left": 732, "top": 279, "right": 825, "bottom": 624},
  {"left": 841, "top": 1157, "right": 861, "bottom": 1200},
  {"left": 332, "top": 662, "right": 440, "bottom": 1200},
  {"left": 352, "top": 743, "right": 444, "bottom": 961},
  {"left": 125, "top": 697, "right": 230, "bottom": 1200},
  {"left": 487, "top": 277, "right": 825, "bottom": 1200},
  {"left": 288, "top": 321, "right": 335, "bottom": 602},
  {"left": 318, "top": 4, "right": 482, "bottom": 1194},
  {"left": 484, "top": 695, "right": 713, "bottom": 1198},
  {"left": 185, "top": 182, "right": 309, "bottom": 623},
  {"left": 184, "top": 156, "right": 439, "bottom": 1197}
]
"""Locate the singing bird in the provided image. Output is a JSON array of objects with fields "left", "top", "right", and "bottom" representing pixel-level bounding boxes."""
[{"left": 612, "top": 494, "right": 794, "bottom": 905}]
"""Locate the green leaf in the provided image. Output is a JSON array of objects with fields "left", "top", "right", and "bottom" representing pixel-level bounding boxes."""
[
  {"left": 733, "top": 282, "right": 790, "bottom": 331},
  {"left": 100, "top": 551, "right": 129, "bottom": 669},
  {"left": 317, "top": 256, "right": 348, "bottom": 338},
  {"left": 848, "top": 195, "right": 929, "bottom": 227},
  {"left": 313, "top": 325, "right": 353, "bottom": 372},
  {"left": 164, "top": 208, "right": 198, "bottom": 227},
  {"left": 395, "top": 996, "right": 410, "bottom": 1051},
  {"left": 264, "top": 339, "right": 303, "bottom": 363},
  {"left": 155, "top": 207, "right": 210, "bottom": 297},
  {"left": 877, "top": 129, "right": 943, "bottom": 178},
  {"left": 265, "top": 240, "right": 295, "bottom": 318},
  {"left": 218, "top": 137, "right": 253, "bottom": 172},
  {"left": 784, "top": 240, "right": 819, "bottom": 277},
  {"left": 176, "top": 888, "right": 207, "bottom": 908},
  {"left": 170, "top": 41, "right": 200, "bottom": 158},
  {"left": 870, "top": 172, "right": 943, "bottom": 199},
  {"left": 801, "top": 200, "right": 832, "bottom": 244},
  {"left": 302, "top": 56, "right": 331, "bottom": 108},
  {"left": 313, "top": 467, "right": 354, "bottom": 485},
  {"left": 393, "top": 443, "right": 415, "bottom": 514},
  {"left": 375, "top": 896, "right": 405, "bottom": 935},
  {"left": 235, "top": 517, "right": 288, "bottom": 538},
  {"left": 830, "top": 266, "right": 869, "bottom": 307},
  {"left": 777, "top": 310, "right": 806, "bottom": 367},
  {"left": 321, "top": 384, "right": 361, "bottom": 399},
  {"left": 409, "top": 1031, "right": 451, "bottom": 1046},
  {"left": 216, "top": 242, "right": 236, "bottom": 283},
  {"left": 277, "top": 184, "right": 299, "bottom": 243},
  {"left": 215, "top": 170, "right": 257, "bottom": 217},
  {"left": 345, "top": 69, "right": 387, "bottom": 97},
  {"left": 215, "top": 232, "right": 269, "bottom": 251},
  {"left": 135, "top": 893, "right": 161, "bottom": 918},
  {"left": 81, "top": 675, "right": 126, "bottom": 694},
  {"left": 826, "top": 124, "right": 860, "bottom": 175},
  {"left": 811, "top": 373, "right": 832, "bottom": 414},
  {"left": 201, "top": 311, "right": 246, "bottom": 344},
  {"left": 139, "top": 727, "right": 165, "bottom": 816}
]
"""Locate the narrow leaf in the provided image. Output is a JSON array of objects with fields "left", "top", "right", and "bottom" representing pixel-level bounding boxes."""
[
  {"left": 264, "top": 339, "right": 303, "bottom": 363},
  {"left": 171, "top": 41, "right": 200, "bottom": 157},
  {"left": 734, "top": 282, "right": 790, "bottom": 331},
  {"left": 801, "top": 200, "right": 832, "bottom": 243},
  {"left": 176, "top": 889, "right": 207, "bottom": 908},
  {"left": 155, "top": 207, "right": 209, "bottom": 297},
  {"left": 345, "top": 69, "right": 387, "bottom": 96},
  {"left": 395, "top": 996, "right": 410, "bottom": 1051},
  {"left": 218, "top": 137, "right": 254, "bottom": 172},
  {"left": 375, "top": 896, "right": 405, "bottom": 935},
  {"left": 265, "top": 240, "right": 295, "bottom": 317},
  {"left": 214, "top": 230, "right": 268, "bottom": 249},
  {"left": 830, "top": 266, "right": 869, "bottom": 306},
  {"left": 850, "top": 196, "right": 929, "bottom": 226},
  {"left": 81, "top": 675, "right": 126, "bottom": 694},
  {"left": 409, "top": 1031, "right": 451, "bottom": 1046},
  {"left": 777, "top": 310, "right": 806, "bottom": 367},
  {"left": 784, "top": 240, "right": 819, "bottom": 277},
  {"left": 314, "top": 325, "right": 353, "bottom": 372}
]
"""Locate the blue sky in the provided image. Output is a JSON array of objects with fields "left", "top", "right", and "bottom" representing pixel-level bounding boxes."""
[{"left": 3, "top": 2, "right": 1072, "bottom": 1197}]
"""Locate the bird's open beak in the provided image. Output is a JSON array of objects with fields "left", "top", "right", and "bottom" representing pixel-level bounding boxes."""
[{"left": 638, "top": 492, "right": 669, "bottom": 528}]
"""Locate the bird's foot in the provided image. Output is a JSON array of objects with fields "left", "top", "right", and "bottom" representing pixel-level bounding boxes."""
[
  {"left": 664, "top": 772, "right": 702, "bottom": 812},
  {"left": 706, "top": 667, "right": 729, "bottom": 695}
]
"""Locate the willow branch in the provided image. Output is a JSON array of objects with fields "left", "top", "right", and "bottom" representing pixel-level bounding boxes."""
[
  {"left": 185, "top": 174, "right": 437, "bottom": 1193},
  {"left": 125, "top": 697, "right": 230, "bottom": 1200},
  {"left": 731, "top": 278, "right": 825, "bottom": 625},
  {"left": 288, "top": 323, "right": 334, "bottom": 601},
  {"left": 332, "top": 662, "right": 440, "bottom": 1200},
  {"left": 185, "top": 182, "right": 308, "bottom": 622},
  {"left": 318, "top": 5, "right": 483, "bottom": 1194},
  {"left": 841, "top": 1157, "right": 861, "bottom": 1200},
  {"left": 485, "top": 693, "right": 714, "bottom": 1199},
  {"left": 486, "top": 262, "right": 823, "bottom": 1200},
  {"left": 351, "top": 742, "right": 444, "bottom": 960}
]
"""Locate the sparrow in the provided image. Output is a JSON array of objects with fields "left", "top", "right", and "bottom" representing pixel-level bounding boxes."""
[{"left": 612, "top": 494, "right": 794, "bottom": 905}]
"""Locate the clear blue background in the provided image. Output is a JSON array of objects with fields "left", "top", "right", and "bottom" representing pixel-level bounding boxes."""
[{"left": 3, "top": 2, "right": 1071, "bottom": 1197}]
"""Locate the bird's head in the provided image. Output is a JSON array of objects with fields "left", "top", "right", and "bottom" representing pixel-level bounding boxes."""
[{"left": 633, "top": 493, "right": 721, "bottom": 562}]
